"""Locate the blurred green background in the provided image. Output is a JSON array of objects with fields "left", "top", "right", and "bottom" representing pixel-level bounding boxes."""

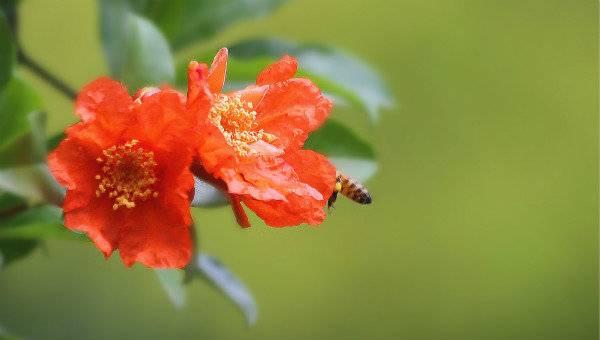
[{"left": 0, "top": 0, "right": 597, "bottom": 339}]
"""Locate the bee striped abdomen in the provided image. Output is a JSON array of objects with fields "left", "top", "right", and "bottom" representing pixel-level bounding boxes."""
[
  {"left": 339, "top": 174, "right": 372, "bottom": 204},
  {"left": 328, "top": 173, "right": 372, "bottom": 208}
]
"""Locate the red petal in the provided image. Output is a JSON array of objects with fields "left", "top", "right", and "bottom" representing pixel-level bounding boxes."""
[
  {"left": 187, "top": 61, "right": 213, "bottom": 125},
  {"left": 284, "top": 149, "right": 336, "bottom": 205},
  {"left": 126, "top": 90, "right": 194, "bottom": 145},
  {"left": 196, "top": 123, "right": 237, "bottom": 174},
  {"left": 48, "top": 134, "right": 100, "bottom": 212},
  {"left": 239, "top": 150, "right": 334, "bottom": 227},
  {"left": 243, "top": 194, "right": 326, "bottom": 227},
  {"left": 63, "top": 198, "right": 120, "bottom": 258},
  {"left": 208, "top": 48, "right": 228, "bottom": 93},
  {"left": 152, "top": 142, "right": 195, "bottom": 232},
  {"left": 228, "top": 84, "right": 267, "bottom": 108},
  {"left": 219, "top": 156, "right": 322, "bottom": 202},
  {"left": 75, "top": 77, "right": 133, "bottom": 124},
  {"left": 256, "top": 55, "right": 298, "bottom": 85},
  {"left": 133, "top": 87, "right": 161, "bottom": 103},
  {"left": 117, "top": 200, "right": 193, "bottom": 268},
  {"left": 256, "top": 79, "right": 333, "bottom": 150}
]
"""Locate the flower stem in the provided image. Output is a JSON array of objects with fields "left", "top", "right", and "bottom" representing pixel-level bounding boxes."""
[
  {"left": 191, "top": 161, "right": 250, "bottom": 228},
  {"left": 17, "top": 49, "right": 77, "bottom": 100}
]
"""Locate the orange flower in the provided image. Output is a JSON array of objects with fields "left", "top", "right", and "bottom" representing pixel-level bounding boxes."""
[
  {"left": 48, "top": 78, "right": 195, "bottom": 268},
  {"left": 187, "top": 48, "right": 336, "bottom": 227}
]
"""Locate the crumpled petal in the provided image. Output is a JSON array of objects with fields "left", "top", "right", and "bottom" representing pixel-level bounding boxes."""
[
  {"left": 208, "top": 48, "right": 228, "bottom": 93},
  {"left": 117, "top": 201, "right": 192, "bottom": 268},
  {"left": 239, "top": 150, "right": 335, "bottom": 227},
  {"left": 256, "top": 79, "right": 333, "bottom": 150},
  {"left": 75, "top": 77, "right": 133, "bottom": 124},
  {"left": 187, "top": 61, "right": 212, "bottom": 124},
  {"left": 48, "top": 137, "right": 98, "bottom": 213},
  {"left": 219, "top": 156, "right": 322, "bottom": 202},
  {"left": 256, "top": 55, "right": 298, "bottom": 86},
  {"left": 284, "top": 149, "right": 336, "bottom": 205}
]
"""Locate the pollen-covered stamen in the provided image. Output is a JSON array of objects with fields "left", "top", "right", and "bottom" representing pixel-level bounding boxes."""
[
  {"left": 95, "top": 139, "right": 159, "bottom": 210},
  {"left": 208, "top": 94, "right": 276, "bottom": 156}
]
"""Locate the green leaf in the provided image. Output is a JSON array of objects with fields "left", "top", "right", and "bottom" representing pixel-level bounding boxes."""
[
  {"left": 228, "top": 38, "right": 394, "bottom": 121},
  {"left": 100, "top": 0, "right": 175, "bottom": 91},
  {"left": 0, "top": 78, "right": 64, "bottom": 204},
  {"left": 130, "top": 0, "right": 286, "bottom": 50},
  {"left": 0, "top": 205, "right": 77, "bottom": 241},
  {"left": 0, "top": 77, "right": 43, "bottom": 168},
  {"left": 0, "top": 204, "right": 83, "bottom": 269},
  {"left": 46, "top": 131, "right": 64, "bottom": 152},
  {"left": 155, "top": 269, "right": 186, "bottom": 309},
  {"left": 0, "top": 0, "right": 19, "bottom": 25},
  {"left": 188, "top": 254, "right": 257, "bottom": 326},
  {"left": 305, "top": 119, "right": 377, "bottom": 182},
  {"left": 305, "top": 119, "right": 374, "bottom": 159},
  {"left": 0, "top": 164, "right": 65, "bottom": 205},
  {"left": 0, "top": 9, "right": 15, "bottom": 94},
  {"left": 0, "top": 191, "right": 25, "bottom": 216},
  {"left": 0, "top": 238, "right": 37, "bottom": 269}
]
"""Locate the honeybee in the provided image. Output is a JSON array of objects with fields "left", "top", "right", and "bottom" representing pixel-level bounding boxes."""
[{"left": 327, "top": 172, "right": 372, "bottom": 208}]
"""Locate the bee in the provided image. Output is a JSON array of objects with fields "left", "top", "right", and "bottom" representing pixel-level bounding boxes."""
[{"left": 328, "top": 172, "right": 372, "bottom": 208}]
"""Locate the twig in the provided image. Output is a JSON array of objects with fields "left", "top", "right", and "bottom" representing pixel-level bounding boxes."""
[{"left": 17, "top": 50, "right": 77, "bottom": 100}]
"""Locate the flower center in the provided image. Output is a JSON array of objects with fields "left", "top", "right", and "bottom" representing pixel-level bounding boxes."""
[
  {"left": 208, "top": 94, "right": 276, "bottom": 156},
  {"left": 95, "top": 139, "right": 159, "bottom": 210}
]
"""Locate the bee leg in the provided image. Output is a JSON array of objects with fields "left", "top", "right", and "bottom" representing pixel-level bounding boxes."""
[{"left": 327, "top": 191, "right": 338, "bottom": 211}]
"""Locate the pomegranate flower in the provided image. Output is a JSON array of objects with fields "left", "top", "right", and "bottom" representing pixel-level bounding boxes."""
[
  {"left": 48, "top": 78, "right": 195, "bottom": 268},
  {"left": 187, "top": 48, "right": 337, "bottom": 227}
]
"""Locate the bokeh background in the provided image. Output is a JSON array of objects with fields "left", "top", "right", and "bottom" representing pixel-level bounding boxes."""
[{"left": 0, "top": 0, "right": 598, "bottom": 339}]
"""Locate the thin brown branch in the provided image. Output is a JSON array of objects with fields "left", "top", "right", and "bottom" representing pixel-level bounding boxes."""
[{"left": 17, "top": 49, "right": 77, "bottom": 100}]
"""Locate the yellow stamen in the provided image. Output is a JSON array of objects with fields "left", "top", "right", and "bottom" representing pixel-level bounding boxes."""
[
  {"left": 208, "top": 94, "right": 277, "bottom": 156},
  {"left": 94, "top": 139, "right": 159, "bottom": 210}
]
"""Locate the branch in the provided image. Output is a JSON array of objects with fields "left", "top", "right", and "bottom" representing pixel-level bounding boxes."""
[{"left": 17, "top": 50, "right": 77, "bottom": 100}]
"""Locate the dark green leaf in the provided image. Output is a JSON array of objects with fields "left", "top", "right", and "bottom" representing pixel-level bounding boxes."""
[
  {"left": 155, "top": 269, "right": 186, "bottom": 308},
  {"left": 0, "top": 9, "right": 15, "bottom": 94},
  {"left": 0, "top": 191, "right": 25, "bottom": 216},
  {"left": 100, "top": 0, "right": 175, "bottom": 90},
  {"left": 305, "top": 119, "right": 377, "bottom": 182},
  {"left": 0, "top": 0, "right": 19, "bottom": 19},
  {"left": 46, "top": 131, "right": 64, "bottom": 152},
  {"left": 0, "top": 205, "right": 79, "bottom": 240},
  {"left": 189, "top": 253, "right": 257, "bottom": 326},
  {"left": 0, "top": 77, "right": 43, "bottom": 168},
  {"left": 305, "top": 119, "right": 374, "bottom": 159},
  {"left": 0, "top": 238, "right": 37, "bottom": 269},
  {"left": 131, "top": 0, "right": 286, "bottom": 50},
  {"left": 0, "top": 205, "right": 83, "bottom": 269},
  {"left": 228, "top": 38, "right": 393, "bottom": 121}
]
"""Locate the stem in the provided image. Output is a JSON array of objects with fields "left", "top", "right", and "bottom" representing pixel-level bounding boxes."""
[
  {"left": 4, "top": 1, "right": 18, "bottom": 42},
  {"left": 191, "top": 161, "right": 250, "bottom": 228},
  {"left": 17, "top": 50, "right": 77, "bottom": 100}
]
